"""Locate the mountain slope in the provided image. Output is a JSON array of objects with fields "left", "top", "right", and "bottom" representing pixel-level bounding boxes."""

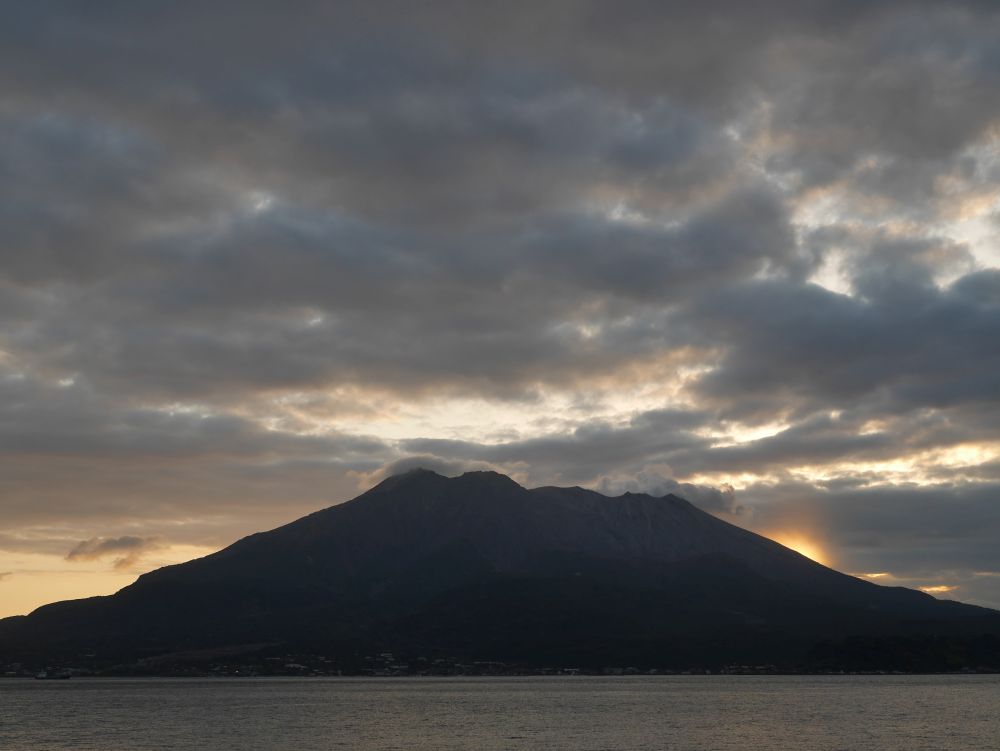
[{"left": 2, "top": 469, "right": 998, "bottom": 672}]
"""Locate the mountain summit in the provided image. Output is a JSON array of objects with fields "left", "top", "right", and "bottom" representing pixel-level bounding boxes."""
[{"left": 2, "top": 470, "right": 998, "bottom": 672}]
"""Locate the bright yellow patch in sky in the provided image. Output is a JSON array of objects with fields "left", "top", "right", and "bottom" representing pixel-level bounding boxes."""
[
  {"left": 0, "top": 544, "right": 218, "bottom": 618},
  {"left": 0, "top": 569, "right": 136, "bottom": 618},
  {"left": 768, "top": 532, "right": 831, "bottom": 567},
  {"left": 920, "top": 585, "right": 957, "bottom": 594}
]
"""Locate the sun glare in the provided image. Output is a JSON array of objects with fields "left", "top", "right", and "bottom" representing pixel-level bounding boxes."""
[
  {"left": 769, "top": 533, "right": 830, "bottom": 567},
  {"left": 920, "top": 585, "right": 957, "bottom": 594}
]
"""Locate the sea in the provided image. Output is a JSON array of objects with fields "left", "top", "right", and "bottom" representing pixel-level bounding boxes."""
[{"left": 1, "top": 675, "right": 997, "bottom": 750}]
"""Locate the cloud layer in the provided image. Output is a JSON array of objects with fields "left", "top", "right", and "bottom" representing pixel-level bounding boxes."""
[{"left": 2, "top": 1, "right": 999, "bottom": 612}]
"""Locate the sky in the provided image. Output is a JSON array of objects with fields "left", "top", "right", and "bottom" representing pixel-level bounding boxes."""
[{"left": 2, "top": 1, "right": 1000, "bottom": 617}]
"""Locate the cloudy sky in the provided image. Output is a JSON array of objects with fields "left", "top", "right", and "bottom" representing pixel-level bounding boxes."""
[{"left": 2, "top": 1, "right": 1000, "bottom": 617}]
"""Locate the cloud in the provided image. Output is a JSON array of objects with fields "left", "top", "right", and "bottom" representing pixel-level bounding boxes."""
[
  {"left": 66, "top": 536, "right": 167, "bottom": 571},
  {"left": 399, "top": 408, "right": 713, "bottom": 488},
  {"left": 0, "top": 1, "right": 999, "bottom": 609},
  {"left": 685, "top": 267, "right": 1000, "bottom": 424},
  {"left": 595, "top": 471, "right": 745, "bottom": 516},
  {"left": 364, "top": 456, "right": 496, "bottom": 484}
]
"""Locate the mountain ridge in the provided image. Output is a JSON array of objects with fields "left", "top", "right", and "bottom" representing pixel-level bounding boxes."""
[{"left": 2, "top": 468, "right": 998, "bottom": 673}]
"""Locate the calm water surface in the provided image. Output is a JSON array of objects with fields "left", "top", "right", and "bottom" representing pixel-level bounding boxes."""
[{"left": 1, "top": 675, "right": 997, "bottom": 750}]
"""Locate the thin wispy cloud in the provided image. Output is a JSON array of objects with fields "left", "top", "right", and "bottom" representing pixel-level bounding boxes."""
[{"left": 66, "top": 536, "right": 166, "bottom": 571}]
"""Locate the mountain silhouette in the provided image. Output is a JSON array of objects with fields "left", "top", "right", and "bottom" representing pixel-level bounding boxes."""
[{"left": 2, "top": 469, "right": 999, "bottom": 672}]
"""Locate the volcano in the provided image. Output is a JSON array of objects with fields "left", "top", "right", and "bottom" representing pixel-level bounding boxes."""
[{"left": 2, "top": 469, "right": 998, "bottom": 673}]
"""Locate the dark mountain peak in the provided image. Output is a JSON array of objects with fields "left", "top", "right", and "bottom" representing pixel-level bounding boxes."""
[
  {"left": 366, "top": 467, "right": 447, "bottom": 494},
  {"left": 391, "top": 467, "right": 446, "bottom": 481},
  {"left": 533, "top": 485, "right": 696, "bottom": 513},
  {"left": 454, "top": 470, "right": 525, "bottom": 490},
  {"left": 619, "top": 489, "right": 687, "bottom": 503},
  {"left": 369, "top": 468, "right": 526, "bottom": 494},
  {"left": 372, "top": 471, "right": 693, "bottom": 511},
  {"left": 4, "top": 471, "right": 999, "bottom": 674},
  {"left": 362, "top": 468, "right": 527, "bottom": 506}
]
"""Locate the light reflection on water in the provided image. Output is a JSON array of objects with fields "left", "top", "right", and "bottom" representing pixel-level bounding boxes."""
[{"left": 2, "top": 675, "right": 997, "bottom": 751}]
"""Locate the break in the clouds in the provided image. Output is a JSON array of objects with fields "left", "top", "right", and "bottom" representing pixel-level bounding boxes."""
[{"left": 2, "top": 1, "right": 999, "bottom": 614}]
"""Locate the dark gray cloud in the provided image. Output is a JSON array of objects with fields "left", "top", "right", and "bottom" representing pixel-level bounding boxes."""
[
  {"left": 761, "top": 5, "right": 1000, "bottom": 195},
  {"left": 0, "top": 371, "right": 389, "bottom": 459},
  {"left": 65, "top": 536, "right": 174, "bottom": 572},
  {"left": 6, "top": 182, "right": 796, "bottom": 404},
  {"left": 66, "top": 536, "right": 160, "bottom": 561},
  {"left": 400, "top": 408, "right": 712, "bottom": 488},
  {"left": 1, "top": 1, "right": 999, "bottom": 610},
  {"left": 686, "top": 267, "right": 1000, "bottom": 424}
]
